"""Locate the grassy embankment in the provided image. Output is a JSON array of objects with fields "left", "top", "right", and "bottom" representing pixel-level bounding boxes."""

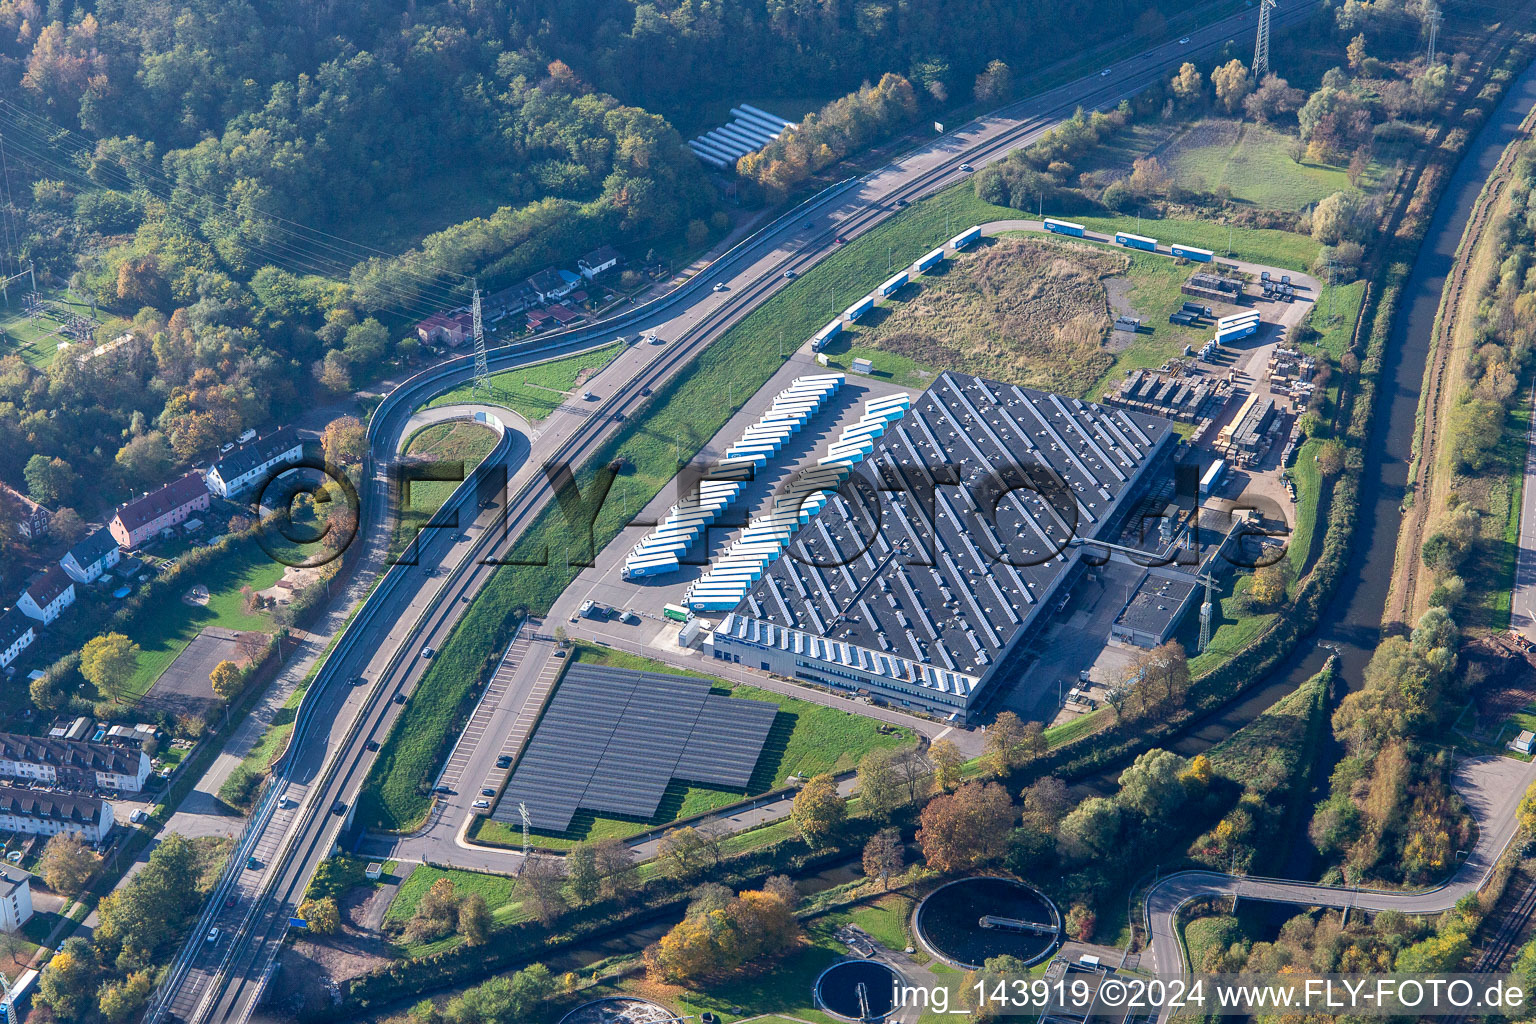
[
  {"left": 423, "top": 342, "right": 624, "bottom": 422},
  {"left": 390, "top": 420, "right": 500, "bottom": 558}
]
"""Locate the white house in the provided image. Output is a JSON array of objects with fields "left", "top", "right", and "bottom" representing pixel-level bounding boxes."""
[
  {"left": 0, "top": 870, "right": 32, "bottom": 932},
  {"left": 0, "top": 787, "right": 113, "bottom": 843},
  {"left": 17, "top": 566, "right": 75, "bottom": 625},
  {"left": 0, "top": 734, "right": 152, "bottom": 792},
  {"left": 578, "top": 245, "right": 622, "bottom": 280},
  {"left": 59, "top": 527, "right": 121, "bottom": 585},
  {"left": 0, "top": 610, "right": 34, "bottom": 671},
  {"left": 205, "top": 426, "right": 304, "bottom": 499}
]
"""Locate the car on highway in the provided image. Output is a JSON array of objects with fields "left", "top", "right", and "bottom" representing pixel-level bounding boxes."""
[
  {"left": 366, "top": 740, "right": 380, "bottom": 751},
  {"left": 279, "top": 795, "right": 294, "bottom": 808},
  {"left": 393, "top": 692, "right": 407, "bottom": 704},
  {"left": 784, "top": 270, "right": 797, "bottom": 279},
  {"left": 648, "top": 333, "right": 663, "bottom": 344},
  {"left": 640, "top": 386, "right": 652, "bottom": 396},
  {"left": 420, "top": 646, "right": 435, "bottom": 659},
  {"left": 959, "top": 163, "right": 973, "bottom": 172},
  {"left": 332, "top": 801, "right": 346, "bottom": 816},
  {"left": 613, "top": 412, "right": 625, "bottom": 422},
  {"left": 1100, "top": 68, "right": 1112, "bottom": 76},
  {"left": 835, "top": 235, "right": 847, "bottom": 243},
  {"left": 224, "top": 894, "right": 237, "bottom": 908},
  {"left": 207, "top": 927, "right": 220, "bottom": 944},
  {"left": 246, "top": 856, "right": 260, "bottom": 870},
  {"left": 582, "top": 390, "right": 596, "bottom": 400},
  {"left": 896, "top": 198, "right": 909, "bottom": 207},
  {"left": 1179, "top": 36, "right": 1190, "bottom": 43},
  {"left": 472, "top": 799, "right": 490, "bottom": 809},
  {"left": 712, "top": 282, "right": 727, "bottom": 292}
]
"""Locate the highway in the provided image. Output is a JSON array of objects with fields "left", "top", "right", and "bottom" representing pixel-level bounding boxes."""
[{"left": 145, "top": 4, "right": 1325, "bottom": 1021}]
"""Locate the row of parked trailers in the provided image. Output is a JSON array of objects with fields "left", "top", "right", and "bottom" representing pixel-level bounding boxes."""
[
  {"left": 688, "top": 105, "right": 797, "bottom": 170},
  {"left": 621, "top": 374, "right": 845, "bottom": 579},
  {"left": 811, "top": 226, "right": 983, "bottom": 351},
  {"left": 684, "top": 391, "right": 913, "bottom": 611},
  {"left": 1043, "top": 218, "right": 1215, "bottom": 264}
]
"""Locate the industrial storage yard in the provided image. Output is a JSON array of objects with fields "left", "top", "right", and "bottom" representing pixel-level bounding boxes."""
[{"left": 547, "top": 221, "right": 1322, "bottom": 729}]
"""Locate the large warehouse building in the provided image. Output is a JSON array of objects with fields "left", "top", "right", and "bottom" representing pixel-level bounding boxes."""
[{"left": 708, "top": 372, "right": 1178, "bottom": 718}]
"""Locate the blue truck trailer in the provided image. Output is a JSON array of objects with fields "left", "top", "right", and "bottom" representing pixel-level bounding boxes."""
[
  {"left": 1115, "top": 231, "right": 1158, "bottom": 252},
  {"left": 1043, "top": 218, "right": 1085, "bottom": 237}
]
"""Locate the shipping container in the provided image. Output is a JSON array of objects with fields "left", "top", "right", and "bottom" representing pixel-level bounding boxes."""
[
  {"left": 1200, "top": 459, "right": 1226, "bottom": 497},
  {"left": 1170, "top": 244, "right": 1215, "bottom": 262},
  {"left": 949, "top": 226, "right": 983, "bottom": 250},
  {"left": 1215, "top": 323, "right": 1258, "bottom": 343},
  {"left": 842, "top": 295, "right": 876, "bottom": 322},
  {"left": 1043, "top": 218, "right": 1085, "bottom": 237},
  {"left": 915, "top": 247, "right": 947, "bottom": 272},
  {"left": 1181, "top": 301, "right": 1212, "bottom": 316},
  {"left": 1115, "top": 231, "right": 1158, "bottom": 252},
  {"left": 878, "top": 271, "right": 909, "bottom": 297}
]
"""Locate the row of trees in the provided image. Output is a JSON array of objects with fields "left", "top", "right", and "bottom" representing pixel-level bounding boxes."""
[{"left": 39, "top": 834, "right": 218, "bottom": 1023}]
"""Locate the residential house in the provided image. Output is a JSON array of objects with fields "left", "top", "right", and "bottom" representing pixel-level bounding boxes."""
[
  {"left": 546, "top": 305, "right": 582, "bottom": 326},
  {"left": 485, "top": 282, "right": 540, "bottom": 318},
  {"left": 0, "top": 483, "right": 50, "bottom": 540},
  {"left": 526, "top": 268, "right": 579, "bottom": 302},
  {"left": 109, "top": 472, "right": 211, "bottom": 549},
  {"left": 578, "top": 245, "right": 622, "bottom": 280},
  {"left": 0, "top": 733, "right": 153, "bottom": 792},
  {"left": 0, "top": 870, "right": 32, "bottom": 932},
  {"left": 205, "top": 426, "right": 304, "bottom": 499},
  {"left": 415, "top": 311, "right": 467, "bottom": 346},
  {"left": 0, "top": 787, "right": 113, "bottom": 843},
  {"left": 17, "top": 566, "right": 75, "bottom": 625},
  {"left": 0, "top": 610, "right": 34, "bottom": 671},
  {"left": 59, "top": 527, "right": 121, "bottom": 585}
]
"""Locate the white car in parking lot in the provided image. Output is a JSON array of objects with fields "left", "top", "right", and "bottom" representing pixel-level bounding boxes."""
[{"left": 472, "top": 799, "right": 490, "bottom": 809}]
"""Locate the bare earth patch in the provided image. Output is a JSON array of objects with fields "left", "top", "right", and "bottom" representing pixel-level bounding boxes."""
[{"left": 858, "top": 236, "right": 1129, "bottom": 395}]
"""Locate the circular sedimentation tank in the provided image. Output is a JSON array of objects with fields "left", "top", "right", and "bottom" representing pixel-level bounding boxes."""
[
  {"left": 814, "top": 959, "right": 902, "bottom": 1022},
  {"left": 914, "top": 876, "right": 1061, "bottom": 970},
  {"left": 558, "top": 997, "right": 677, "bottom": 1024}
]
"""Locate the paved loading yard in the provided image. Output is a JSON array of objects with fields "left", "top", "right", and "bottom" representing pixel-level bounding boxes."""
[{"left": 556, "top": 351, "right": 915, "bottom": 644}]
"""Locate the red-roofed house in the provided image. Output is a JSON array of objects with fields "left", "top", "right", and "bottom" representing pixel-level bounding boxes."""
[
  {"left": 546, "top": 305, "right": 581, "bottom": 325},
  {"left": 109, "top": 472, "right": 210, "bottom": 550},
  {"left": 416, "top": 312, "right": 471, "bottom": 346}
]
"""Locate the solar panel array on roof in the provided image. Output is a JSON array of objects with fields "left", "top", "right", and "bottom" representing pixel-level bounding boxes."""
[
  {"left": 724, "top": 371, "right": 1176, "bottom": 680},
  {"left": 493, "top": 664, "right": 777, "bottom": 832}
]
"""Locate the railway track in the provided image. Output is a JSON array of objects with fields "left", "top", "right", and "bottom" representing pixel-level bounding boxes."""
[{"left": 1385, "top": 54, "right": 1536, "bottom": 630}]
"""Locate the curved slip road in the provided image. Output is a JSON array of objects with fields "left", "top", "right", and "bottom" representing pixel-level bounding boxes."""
[{"left": 1146, "top": 753, "right": 1536, "bottom": 1019}]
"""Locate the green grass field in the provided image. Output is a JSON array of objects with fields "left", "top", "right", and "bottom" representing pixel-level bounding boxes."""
[
  {"left": 1288, "top": 439, "right": 1324, "bottom": 576},
  {"left": 467, "top": 642, "right": 913, "bottom": 850},
  {"left": 0, "top": 288, "right": 123, "bottom": 369},
  {"left": 1072, "top": 215, "right": 1320, "bottom": 271},
  {"left": 121, "top": 537, "right": 294, "bottom": 703},
  {"left": 424, "top": 342, "right": 623, "bottom": 422},
  {"left": 1160, "top": 119, "right": 1356, "bottom": 210}
]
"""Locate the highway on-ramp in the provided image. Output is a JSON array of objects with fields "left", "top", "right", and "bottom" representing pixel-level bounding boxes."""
[{"left": 147, "top": 6, "right": 1324, "bottom": 1022}]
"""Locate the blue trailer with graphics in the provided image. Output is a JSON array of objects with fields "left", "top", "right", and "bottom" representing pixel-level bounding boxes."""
[
  {"left": 810, "top": 319, "right": 842, "bottom": 352},
  {"left": 1115, "top": 231, "right": 1158, "bottom": 252},
  {"left": 1043, "top": 218, "right": 1085, "bottom": 237},
  {"left": 878, "top": 271, "right": 909, "bottom": 297},
  {"left": 842, "top": 296, "right": 876, "bottom": 322},
  {"left": 915, "top": 247, "right": 946, "bottom": 273},
  {"left": 949, "top": 226, "right": 983, "bottom": 250},
  {"left": 1171, "top": 243, "right": 1214, "bottom": 262}
]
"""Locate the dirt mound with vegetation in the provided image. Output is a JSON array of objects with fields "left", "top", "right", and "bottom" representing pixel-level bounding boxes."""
[{"left": 865, "top": 236, "right": 1128, "bottom": 396}]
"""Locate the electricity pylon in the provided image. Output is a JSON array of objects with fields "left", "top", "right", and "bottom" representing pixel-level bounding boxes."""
[
  {"left": 471, "top": 281, "right": 488, "bottom": 400},
  {"left": 1198, "top": 573, "right": 1219, "bottom": 654},
  {"left": 1252, "top": 0, "right": 1278, "bottom": 80}
]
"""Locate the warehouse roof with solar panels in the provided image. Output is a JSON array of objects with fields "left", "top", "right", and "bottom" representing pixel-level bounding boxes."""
[{"left": 712, "top": 371, "right": 1178, "bottom": 709}]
